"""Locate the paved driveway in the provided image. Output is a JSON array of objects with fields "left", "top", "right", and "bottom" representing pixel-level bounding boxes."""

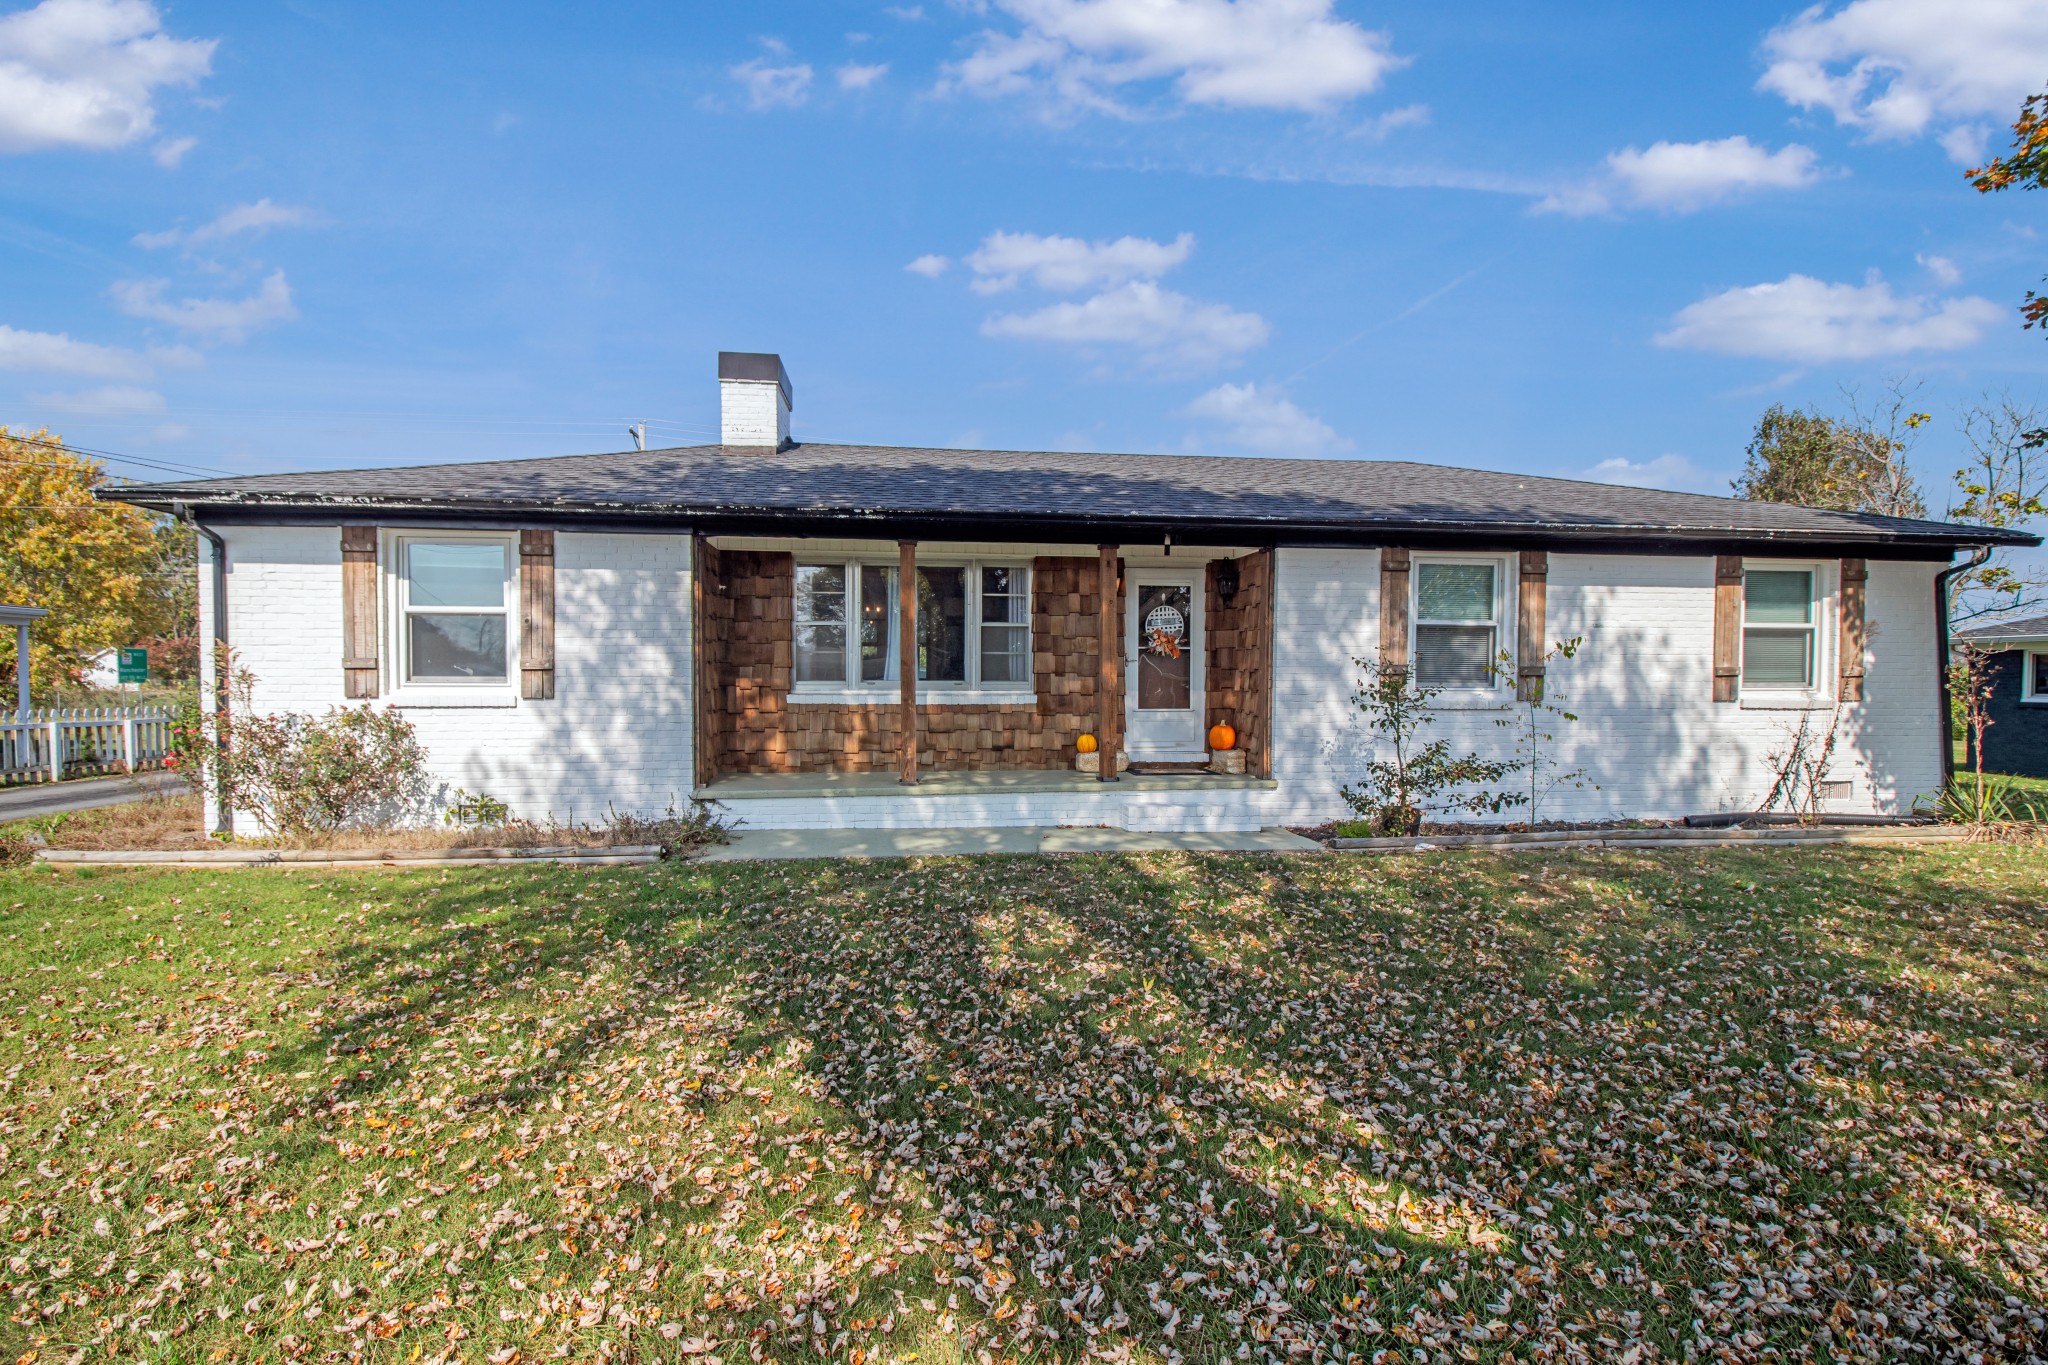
[{"left": 0, "top": 772, "right": 187, "bottom": 823}]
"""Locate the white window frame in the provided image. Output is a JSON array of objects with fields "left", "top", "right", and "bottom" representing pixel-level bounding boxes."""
[
  {"left": 1408, "top": 553, "right": 1513, "bottom": 703},
  {"left": 383, "top": 530, "right": 521, "bottom": 708},
  {"left": 2022, "top": 648, "right": 2048, "bottom": 704},
  {"left": 790, "top": 557, "right": 1034, "bottom": 703},
  {"left": 1739, "top": 558, "right": 1834, "bottom": 708}
]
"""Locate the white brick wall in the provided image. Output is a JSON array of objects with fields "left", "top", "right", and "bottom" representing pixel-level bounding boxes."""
[
  {"left": 198, "top": 529, "right": 1947, "bottom": 833},
  {"left": 1269, "top": 547, "right": 1945, "bottom": 823},
  {"left": 201, "top": 525, "right": 695, "bottom": 831},
  {"left": 719, "top": 379, "right": 789, "bottom": 447}
]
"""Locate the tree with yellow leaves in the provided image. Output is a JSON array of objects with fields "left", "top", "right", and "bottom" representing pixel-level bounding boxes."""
[
  {"left": 1968, "top": 89, "right": 2048, "bottom": 336},
  {"left": 0, "top": 427, "right": 190, "bottom": 695}
]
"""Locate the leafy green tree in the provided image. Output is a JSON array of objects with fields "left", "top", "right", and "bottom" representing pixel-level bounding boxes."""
[
  {"left": 1341, "top": 659, "right": 1523, "bottom": 835},
  {"left": 1967, "top": 89, "right": 2048, "bottom": 336},
  {"left": 1733, "top": 392, "right": 1928, "bottom": 518},
  {"left": 0, "top": 427, "right": 190, "bottom": 693}
]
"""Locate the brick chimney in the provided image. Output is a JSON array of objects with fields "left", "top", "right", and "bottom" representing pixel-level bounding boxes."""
[{"left": 718, "top": 352, "right": 792, "bottom": 448}]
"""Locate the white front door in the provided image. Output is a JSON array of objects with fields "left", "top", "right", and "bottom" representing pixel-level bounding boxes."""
[{"left": 1125, "top": 572, "right": 1205, "bottom": 761}]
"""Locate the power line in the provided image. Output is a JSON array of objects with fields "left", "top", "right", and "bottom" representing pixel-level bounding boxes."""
[{"left": 2, "top": 431, "right": 237, "bottom": 479}]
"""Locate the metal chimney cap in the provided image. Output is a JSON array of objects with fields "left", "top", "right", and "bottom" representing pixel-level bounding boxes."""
[{"left": 717, "top": 352, "right": 792, "bottom": 410}]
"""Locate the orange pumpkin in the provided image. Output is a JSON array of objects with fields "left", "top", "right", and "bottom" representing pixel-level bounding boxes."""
[
  {"left": 1209, "top": 723, "right": 1237, "bottom": 752},
  {"left": 1076, "top": 733, "right": 1099, "bottom": 754}
]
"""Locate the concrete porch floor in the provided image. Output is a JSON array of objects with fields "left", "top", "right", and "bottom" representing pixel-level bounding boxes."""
[
  {"left": 698, "top": 768, "right": 1278, "bottom": 800},
  {"left": 694, "top": 825, "right": 1324, "bottom": 861}
]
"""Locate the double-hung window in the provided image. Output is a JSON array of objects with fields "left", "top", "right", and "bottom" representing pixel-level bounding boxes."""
[
  {"left": 2024, "top": 650, "right": 2048, "bottom": 703},
  {"left": 1413, "top": 559, "right": 1501, "bottom": 690},
  {"left": 396, "top": 536, "right": 514, "bottom": 687},
  {"left": 792, "top": 559, "right": 1030, "bottom": 693},
  {"left": 794, "top": 564, "right": 850, "bottom": 683},
  {"left": 1742, "top": 567, "right": 1817, "bottom": 690},
  {"left": 979, "top": 567, "right": 1030, "bottom": 684}
]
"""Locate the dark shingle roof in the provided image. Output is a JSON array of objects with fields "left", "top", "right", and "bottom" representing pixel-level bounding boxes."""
[
  {"left": 109, "top": 441, "right": 2037, "bottom": 552},
  {"left": 1955, "top": 612, "right": 2048, "bottom": 643}
]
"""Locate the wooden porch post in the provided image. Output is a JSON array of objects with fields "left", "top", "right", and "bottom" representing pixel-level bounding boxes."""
[
  {"left": 1098, "top": 544, "right": 1119, "bottom": 782},
  {"left": 899, "top": 540, "right": 918, "bottom": 784}
]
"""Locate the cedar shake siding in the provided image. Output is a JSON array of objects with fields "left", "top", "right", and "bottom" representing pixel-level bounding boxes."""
[
  {"left": 696, "top": 550, "right": 1136, "bottom": 776},
  {"left": 1205, "top": 550, "right": 1273, "bottom": 780}
]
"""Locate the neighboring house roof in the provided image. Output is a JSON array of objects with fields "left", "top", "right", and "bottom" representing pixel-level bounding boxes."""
[
  {"left": 107, "top": 442, "right": 2039, "bottom": 554},
  {"left": 1955, "top": 612, "right": 2048, "bottom": 645}
]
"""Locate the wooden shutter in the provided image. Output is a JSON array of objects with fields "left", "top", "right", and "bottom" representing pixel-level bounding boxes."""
[
  {"left": 1839, "top": 557, "right": 1867, "bottom": 702},
  {"left": 340, "top": 525, "right": 379, "bottom": 698},
  {"left": 520, "top": 530, "right": 556, "bottom": 700},
  {"left": 1379, "top": 548, "right": 1411, "bottom": 674},
  {"left": 1712, "top": 555, "right": 1743, "bottom": 703},
  {"left": 1516, "top": 550, "right": 1548, "bottom": 702}
]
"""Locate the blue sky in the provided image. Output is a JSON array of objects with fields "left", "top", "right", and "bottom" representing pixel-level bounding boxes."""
[{"left": 2, "top": 0, "right": 2046, "bottom": 512}]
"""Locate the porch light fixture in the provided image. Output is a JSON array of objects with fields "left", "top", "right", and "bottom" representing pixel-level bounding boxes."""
[{"left": 1215, "top": 558, "right": 1239, "bottom": 606}]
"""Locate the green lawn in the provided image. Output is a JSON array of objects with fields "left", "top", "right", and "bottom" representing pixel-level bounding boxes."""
[{"left": 0, "top": 846, "right": 2043, "bottom": 1362}]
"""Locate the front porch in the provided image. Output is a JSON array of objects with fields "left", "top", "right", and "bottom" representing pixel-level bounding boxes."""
[
  {"left": 691, "top": 535, "right": 1276, "bottom": 811},
  {"left": 700, "top": 767, "right": 1276, "bottom": 798},
  {"left": 694, "top": 765, "right": 1284, "bottom": 832}
]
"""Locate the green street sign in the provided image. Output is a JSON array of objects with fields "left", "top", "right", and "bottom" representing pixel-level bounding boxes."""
[{"left": 117, "top": 647, "right": 149, "bottom": 684}]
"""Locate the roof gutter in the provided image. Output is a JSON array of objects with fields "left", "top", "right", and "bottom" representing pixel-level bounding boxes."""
[
  {"left": 100, "top": 493, "right": 2043, "bottom": 554},
  {"left": 1934, "top": 543, "right": 1994, "bottom": 792}
]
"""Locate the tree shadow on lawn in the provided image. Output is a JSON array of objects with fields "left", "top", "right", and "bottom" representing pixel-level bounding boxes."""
[
  {"left": 721, "top": 855, "right": 1483, "bottom": 1363},
  {"left": 730, "top": 847, "right": 2048, "bottom": 1362},
  {"left": 252, "top": 864, "right": 740, "bottom": 1141},
  {"left": 191, "top": 846, "right": 2045, "bottom": 1362}
]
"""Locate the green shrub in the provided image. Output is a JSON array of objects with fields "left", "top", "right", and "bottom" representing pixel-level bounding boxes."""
[
  {"left": 226, "top": 705, "right": 430, "bottom": 835},
  {"left": 1340, "top": 659, "right": 1522, "bottom": 835}
]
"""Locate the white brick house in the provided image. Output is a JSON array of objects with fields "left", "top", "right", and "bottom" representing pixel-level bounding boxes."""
[{"left": 115, "top": 352, "right": 2031, "bottom": 835}]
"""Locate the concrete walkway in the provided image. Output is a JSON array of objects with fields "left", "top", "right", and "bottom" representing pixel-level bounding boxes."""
[
  {"left": 696, "top": 826, "right": 1325, "bottom": 861},
  {"left": 0, "top": 771, "right": 186, "bottom": 824}
]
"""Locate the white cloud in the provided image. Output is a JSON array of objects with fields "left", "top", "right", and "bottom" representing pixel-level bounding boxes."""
[
  {"left": 27, "top": 383, "right": 163, "bottom": 415},
  {"left": 965, "top": 229, "right": 1195, "bottom": 293},
  {"left": 109, "top": 267, "right": 297, "bottom": 342},
  {"left": 1185, "top": 381, "right": 1350, "bottom": 456},
  {"left": 730, "top": 58, "right": 813, "bottom": 109},
  {"left": 1759, "top": 0, "right": 2048, "bottom": 156},
  {"left": 1938, "top": 123, "right": 1991, "bottom": 166},
  {"left": 1538, "top": 137, "right": 1822, "bottom": 215},
  {"left": 1917, "top": 252, "right": 1961, "bottom": 285},
  {"left": 1348, "top": 102, "right": 1429, "bottom": 141},
  {"left": 837, "top": 61, "right": 887, "bottom": 89},
  {"left": 0, "top": 0, "right": 214, "bottom": 154},
  {"left": 884, "top": 4, "right": 925, "bottom": 17},
  {"left": 1582, "top": 453, "right": 1713, "bottom": 493},
  {"left": 943, "top": 0, "right": 1404, "bottom": 116},
  {"left": 134, "top": 197, "right": 322, "bottom": 249},
  {"left": 982, "top": 279, "right": 1269, "bottom": 370},
  {"left": 1655, "top": 272, "right": 2003, "bottom": 363},
  {"left": 905, "top": 253, "right": 951, "bottom": 277},
  {"left": 0, "top": 323, "right": 150, "bottom": 378},
  {"left": 149, "top": 132, "right": 192, "bottom": 166}
]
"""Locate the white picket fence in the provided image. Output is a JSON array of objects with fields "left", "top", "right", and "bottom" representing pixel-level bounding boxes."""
[{"left": 0, "top": 705, "right": 178, "bottom": 786}]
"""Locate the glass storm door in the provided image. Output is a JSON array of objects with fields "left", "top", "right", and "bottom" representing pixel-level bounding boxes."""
[{"left": 1126, "top": 574, "right": 1204, "bottom": 760}]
